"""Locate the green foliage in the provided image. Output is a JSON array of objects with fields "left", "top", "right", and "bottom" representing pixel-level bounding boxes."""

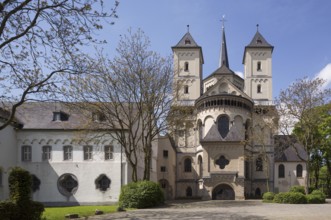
[
  {"left": 119, "top": 181, "right": 164, "bottom": 208},
  {"left": 1, "top": 167, "right": 44, "bottom": 220},
  {"left": 306, "top": 189, "right": 327, "bottom": 204},
  {"left": 289, "top": 185, "right": 305, "bottom": 195},
  {"left": 262, "top": 192, "right": 275, "bottom": 202},
  {"left": 8, "top": 167, "right": 32, "bottom": 203},
  {"left": 0, "top": 201, "right": 17, "bottom": 220},
  {"left": 42, "top": 205, "right": 118, "bottom": 220},
  {"left": 273, "top": 192, "right": 307, "bottom": 204}
]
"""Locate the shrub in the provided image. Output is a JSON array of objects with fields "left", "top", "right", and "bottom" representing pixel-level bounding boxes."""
[
  {"left": 119, "top": 180, "right": 164, "bottom": 209},
  {"left": 289, "top": 186, "right": 305, "bottom": 195},
  {"left": 0, "top": 167, "right": 45, "bottom": 220},
  {"left": 273, "top": 192, "right": 306, "bottom": 204},
  {"left": 306, "top": 190, "right": 326, "bottom": 204},
  {"left": 262, "top": 192, "right": 275, "bottom": 202}
]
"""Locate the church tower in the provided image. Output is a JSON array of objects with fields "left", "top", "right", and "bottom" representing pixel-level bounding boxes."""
[
  {"left": 243, "top": 26, "right": 274, "bottom": 104},
  {"left": 172, "top": 26, "right": 204, "bottom": 106}
]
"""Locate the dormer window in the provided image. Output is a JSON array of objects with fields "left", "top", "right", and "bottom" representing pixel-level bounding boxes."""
[
  {"left": 257, "top": 61, "right": 262, "bottom": 71},
  {"left": 184, "top": 62, "right": 189, "bottom": 71},
  {"left": 53, "top": 111, "right": 69, "bottom": 121},
  {"left": 256, "top": 38, "right": 262, "bottom": 44},
  {"left": 92, "top": 112, "right": 106, "bottom": 122},
  {"left": 185, "top": 38, "right": 191, "bottom": 45}
]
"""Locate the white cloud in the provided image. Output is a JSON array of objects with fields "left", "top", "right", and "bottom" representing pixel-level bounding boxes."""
[
  {"left": 315, "top": 63, "right": 331, "bottom": 88},
  {"left": 235, "top": 71, "right": 244, "bottom": 79}
]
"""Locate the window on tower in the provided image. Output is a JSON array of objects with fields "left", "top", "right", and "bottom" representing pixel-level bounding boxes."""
[
  {"left": 257, "top": 61, "right": 262, "bottom": 71},
  {"left": 184, "top": 62, "right": 189, "bottom": 71},
  {"left": 185, "top": 38, "right": 191, "bottom": 45},
  {"left": 184, "top": 85, "right": 189, "bottom": 94},
  {"left": 257, "top": 84, "right": 262, "bottom": 93}
]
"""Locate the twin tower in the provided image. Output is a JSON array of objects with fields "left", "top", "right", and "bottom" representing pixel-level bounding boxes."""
[{"left": 172, "top": 24, "right": 274, "bottom": 105}]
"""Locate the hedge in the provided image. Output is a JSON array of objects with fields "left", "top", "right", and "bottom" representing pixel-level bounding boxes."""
[
  {"left": 306, "top": 190, "right": 326, "bottom": 204},
  {"left": 273, "top": 192, "right": 307, "bottom": 204},
  {"left": 262, "top": 192, "right": 275, "bottom": 202},
  {"left": 289, "top": 186, "right": 305, "bottom": 195},
  {"left": 119, "top": 180, "right": 164, "bottom": 209}
]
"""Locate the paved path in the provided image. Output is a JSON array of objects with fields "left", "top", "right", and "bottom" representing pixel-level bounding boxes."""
[{"left": 88, "top": 199, "right": 331, "bottom": 220}]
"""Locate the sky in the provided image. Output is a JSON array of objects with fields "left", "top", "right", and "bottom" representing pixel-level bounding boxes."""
[{"left": 101, "top": 0, "right": 331, "bottom": 98}]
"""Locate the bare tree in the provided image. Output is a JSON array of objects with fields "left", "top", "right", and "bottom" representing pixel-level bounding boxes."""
[
  {"left": 65, "top": 29, "right": 173, "bottom": 181},
  {"left": 0, "top": 0, "right": 119, "bottom": 130},
  {"left": 244, "top": 105, "right": 278, "bottom": 193},
  {"left": 276, "top": 77, "right": 331, "bottom": 193}
]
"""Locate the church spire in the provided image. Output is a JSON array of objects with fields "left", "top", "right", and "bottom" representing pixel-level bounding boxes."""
[{"left": 219, "top": 16, "right": 229, "bottom": 68}]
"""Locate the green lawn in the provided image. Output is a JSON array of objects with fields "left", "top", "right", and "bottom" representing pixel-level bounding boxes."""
[{"left": 42, "top": 205, "right": 118, "bottom": 220}]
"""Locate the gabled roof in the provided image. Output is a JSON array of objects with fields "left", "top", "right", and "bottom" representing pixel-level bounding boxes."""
[
  {"left": 274, "top": 135, "right": 308, "bottom": 162},
  {"left": 172, "top": 32, "right": 200, "bottom": 48},
  {"left": 243, "top": 29, "right": 274, "bottom": 64},
  {"left": 197, "top": 77, "right": 252, "bottom": 102},
  {"left": 246, "top": 30, "right": 273, "bottom": 49},
  {"left": 172, "top": 29, "right": 204, "bottom": 64}
]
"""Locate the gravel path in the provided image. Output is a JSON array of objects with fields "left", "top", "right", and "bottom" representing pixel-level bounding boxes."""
[{"left": 87, "top": 199, "right": 331, "bottom": 220}]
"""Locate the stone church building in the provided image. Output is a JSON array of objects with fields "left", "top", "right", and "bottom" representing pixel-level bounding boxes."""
[
  {"left": 0, "top": 25, "right": 307, "bottom": 205},
  {"left": 157, "top": 25, "right": 307, "bottom": 200}
]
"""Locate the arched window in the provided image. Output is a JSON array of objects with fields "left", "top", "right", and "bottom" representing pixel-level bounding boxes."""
[
  {"left": 184, "top": 62, "right": 189, "bottom": 71},
  {"left": 198, "top": 155, "right": 203, "bottom": 178},
  {"left": 256, "top": 157, "right": 263, "bottom": 171},
  {"left": 255, "top": 188, "right": 261, "bottom": 196},
  {"left": 278, "top": 164, "right": 285, "bottom": 178},
  {"left": 218, "top": 115, "right": 229, "bottom": 138},
  {"left": 296, "top": 164, "right": 303, "bottom": 177},
  {"left": 184, "top": 85, "right": 189, "bottom": 94},
  {"left": 186, "top": 186, "right": 192, "bottom": 197},
  {"left": 257, "top": 61, "right": 262, "bottom": 71},
  {"left": 184, "top": 158, "right": 192, "bottom": 172},
  {"left": 257, "top": 84, "right": 262, "bottom": 93}
]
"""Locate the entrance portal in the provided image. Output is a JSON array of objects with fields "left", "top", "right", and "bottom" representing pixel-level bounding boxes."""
[{"left": 212, "top": 184, "right": 235, "bottom": 200}]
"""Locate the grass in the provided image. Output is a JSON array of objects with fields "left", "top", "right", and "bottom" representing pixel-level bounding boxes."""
[{"left": 42, "top": 205, "right": 119, "bottom": 220}]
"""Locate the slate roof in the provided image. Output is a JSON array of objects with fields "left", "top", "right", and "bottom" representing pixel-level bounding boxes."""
[
  {"left": 14, "top": 102, "right": 124, "bottom": 130},
  {"left": 173, "top": 32, "right": 200, "bottom": 48},
  {"left": 246, "top": 31, "right": 273, "bottom": 49},
  {"left": 274, "top": 135, "right": 308, "bottom": 162},
  {"left": 243, "top": 30, "right": 274, "bottom": 64}
]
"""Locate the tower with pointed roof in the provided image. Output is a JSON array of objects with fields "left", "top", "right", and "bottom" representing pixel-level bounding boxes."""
[
  {"left": 243, "top": 25, "right": 274, "bottom": 104},
  {"left": 172, "top": 25, "right": 204, "bottom": 106}
]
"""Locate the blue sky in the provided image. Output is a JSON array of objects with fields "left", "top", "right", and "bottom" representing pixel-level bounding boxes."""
[{"left": 102, "top": 0, "right": 331, "bottom": 98}]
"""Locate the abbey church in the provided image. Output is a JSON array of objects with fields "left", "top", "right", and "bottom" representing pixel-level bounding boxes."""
[
  {"left": 0, "top": 25, "right": 307, "bottom": 204},
  {"left": 157, "top": 25, "right": 307, "bottom": 200}
]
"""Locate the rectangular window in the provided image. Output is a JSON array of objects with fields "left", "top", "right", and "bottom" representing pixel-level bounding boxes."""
[
  {"left": 21, "top": 146, "right": 32, "bottom": 161},
  {"left": 163, "top": 150, "right": 168, "bottom": 158},
  {"left": 160, "top": 166, "right": 166, "bottom": 172},
  {"left": 63, "top": 146, "right": 72, "bottom": 161},
  {"left": 104, "top": 145, "right": 113, "bottom": 160},
  {"left": 42, "top": 146, "right": 52, "bottom": 161},
  {"left": 83, "top": 146, "right": 93, "bottom": 160}
]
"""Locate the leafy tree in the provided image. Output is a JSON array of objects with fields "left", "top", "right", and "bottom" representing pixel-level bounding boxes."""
[
  {"left": 0, "top": 0, "right": 119, "bottom": 130},
  {"left": 65, "top": 29, "right": 173, "bottom": 181},
  {"left": 276, "top": 77, "right": 331, "bottom": 193}
]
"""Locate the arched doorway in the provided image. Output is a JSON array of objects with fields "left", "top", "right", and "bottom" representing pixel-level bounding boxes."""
[{"left": 212, "top": 184, "right": 235, "bottom": 200}]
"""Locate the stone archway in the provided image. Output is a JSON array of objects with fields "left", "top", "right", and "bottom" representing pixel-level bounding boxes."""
[{"left": 212, "top": 184, "right": 235, "bottom": 200}]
